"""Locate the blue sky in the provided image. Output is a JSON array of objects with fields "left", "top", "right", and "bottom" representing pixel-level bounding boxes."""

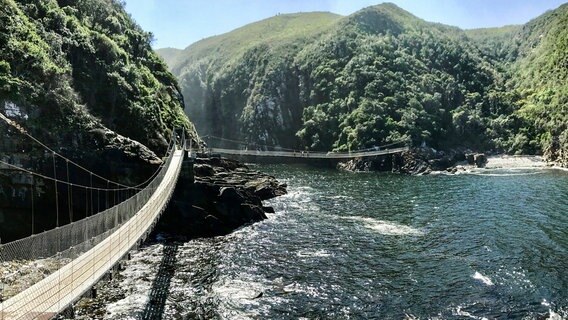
[{"left": 123, "top": 0, "right": 567, "bottom": 49}]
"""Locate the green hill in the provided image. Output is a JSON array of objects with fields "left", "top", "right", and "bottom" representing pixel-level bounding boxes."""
[
  {"left": 159, "top": 2, "right": 568, "bottom": 165},
  {"left": 160, "top": 12, "right": 342, "bottom": 74},
  {"left": 1, "top": 0, "right": 198, "bottom": 160}
]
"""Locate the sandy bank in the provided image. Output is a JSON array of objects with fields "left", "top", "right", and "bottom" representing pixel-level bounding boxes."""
[
  {"left": 480, "top": 155, "right": 567, "bottom": 172},
  {"left": 484, "top": 155, "right": 547, "bottom": 169}
]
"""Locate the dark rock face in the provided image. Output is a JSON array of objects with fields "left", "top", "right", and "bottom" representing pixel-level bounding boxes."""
[
  {"left": 338, "top": 147, "right": 480, "bottom": 175},
  {"left": 465, "top": 153, "right": 488, "bottom": 168},
  {"left": 156, "top": 156, "right": 286, "bottom": 239},
  {"left": 0, "top": 123, "right": 162, "bottom": 242},
  {"left": 337, "top": 155, "right": 393, "bottom": 172},
  {"left": 544, "top": 138, "right": 568, "bottom": 168}
]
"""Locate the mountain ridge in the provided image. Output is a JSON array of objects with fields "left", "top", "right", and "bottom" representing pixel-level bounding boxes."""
[{"left": 158, "top": 2, "right": 568, "bottom": 165}]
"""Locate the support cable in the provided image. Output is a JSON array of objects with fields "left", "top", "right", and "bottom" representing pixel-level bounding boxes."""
[
  {"left": 0, "top": 159, "right": 148, "bottom": 192},
  {"left": 0, "top": 113, "right": 138, "bottom": 189},
  {"left": 0, "top": 113, "right": 167, "bottom": 191}
]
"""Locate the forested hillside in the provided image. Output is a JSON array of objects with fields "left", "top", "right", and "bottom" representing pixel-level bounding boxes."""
[
  {"left": 509, "top": 4, "right": 567, "bottom": 165},
  {"left": 0, "top": 0, "right": 198, "bottom": 163},
  {"left": 159, "top": 2, "right": 567, "bottom": 165}
]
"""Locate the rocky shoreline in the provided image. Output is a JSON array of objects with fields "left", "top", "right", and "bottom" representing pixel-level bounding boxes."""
[
  {"left": 337, "top": 147, "right": 567, "bottom": 175},
  {"left": 65, "top": 156, "right": 287, "bottom": 318},
  {"left": 155, "top": 155, "right": 287, "bottom": 239},
  {"left": 337, "top": 147, "right": 486, "bottom": 175}
]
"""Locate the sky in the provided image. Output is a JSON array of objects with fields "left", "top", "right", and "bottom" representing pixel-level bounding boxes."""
[{"left": 123, "top": 0, "right": 567, "bottom": 49}]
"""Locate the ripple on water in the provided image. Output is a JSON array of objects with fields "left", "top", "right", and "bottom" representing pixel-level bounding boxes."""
[
  {"left": 89, "top": 164, "right": 568, "bottom": 319},
  {"left": 341, "top": 215, "right": 424, "bottom": 236}
]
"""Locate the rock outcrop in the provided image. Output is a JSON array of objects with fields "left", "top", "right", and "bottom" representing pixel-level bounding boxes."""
[
  {"left": 156, "top": 156, "right": 286, "bottom": 239},
  {"left": 338, "top": 148, "right": 484, "bottom": 175}
]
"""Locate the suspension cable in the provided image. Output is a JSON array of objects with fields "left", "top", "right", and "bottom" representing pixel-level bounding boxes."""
[
  {"left": 204, "top": 135, "right": 299, "bottom": 152},
  {"left": 0, "top": 112, "right": 165, "bottom": 190},
  {"left": 204, "top": 134, "right": 409, "bottom": 153},
  {"left": 0, "top": 159, "right": 150, "bottom": 192}
]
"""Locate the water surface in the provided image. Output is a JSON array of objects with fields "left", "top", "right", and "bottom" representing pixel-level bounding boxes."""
[{"left": 105, "top": 165, "right": 568, "bottom": 319}]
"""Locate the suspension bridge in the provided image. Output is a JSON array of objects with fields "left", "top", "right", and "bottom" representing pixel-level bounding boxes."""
[
  {"left": 0, "top": 116, "right": 189, "bottom": 319},
  {"left": 0, "top": 117, "right": 408, "bottom": 319},
  {"left": 203, "top": 135, "right": 410, "bottom": 160}
]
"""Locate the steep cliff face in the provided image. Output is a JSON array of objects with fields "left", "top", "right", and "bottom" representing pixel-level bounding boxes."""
[
  {"left": 510, "top": 4, "right": 568, "bottom": 166},
  {"left": 0, "top": 0, "right": 200, "bottom": 241},
  {"left": 159, "top": 12, "right": 341, "bottom": 148},
  {"left": 160, "top": 3, "right": 567, "bottom": 165},
  {"left": 0, "top": 0, "right": 199, "bottom": 158}
]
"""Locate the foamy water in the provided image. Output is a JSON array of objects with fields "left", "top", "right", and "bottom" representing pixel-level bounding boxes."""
[
  {"left": 342, "top": 216, "right": 424, "bottom": 236},
  {"left": 473, "top": 271, "right": 494, "bottom": 286}
]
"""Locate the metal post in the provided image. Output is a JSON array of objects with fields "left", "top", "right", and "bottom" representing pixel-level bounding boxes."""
[
  {"left": 85, "top": 186, "right": 88, "bottom": 219},
  {"left": 67, "top": 160, "right": 72, "bottom": 223},
  {"left": 53, "top": 152, "right": 59, "bottom": 228},
  {"left": 106, "top": 181, "right": 110, "bottom": 210},
  {"left": 1, "top": 236, "right": 3, "bottom": 320},
  {"left": 90, "top": 173, "right": 93, "bottom": 216},
  {"left": 31, "top": 174, "right": 34, "bottom": 235}
]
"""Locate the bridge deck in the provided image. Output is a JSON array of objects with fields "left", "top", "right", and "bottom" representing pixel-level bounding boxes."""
[
  {"left": 209, "top": 146, "right": 409, "bottom": 159},
  {"left": 0, "top": 150, "right": 183, "bottom": 320}
]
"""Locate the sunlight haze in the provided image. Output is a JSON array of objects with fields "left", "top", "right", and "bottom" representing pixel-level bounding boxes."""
[{"left": 124, "top": 0, "right": 567, "bottom": 49}]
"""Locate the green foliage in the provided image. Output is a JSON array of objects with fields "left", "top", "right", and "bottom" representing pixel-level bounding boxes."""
[
  {"left": 467, "top": 4, "right": 568, "bottom": 158},
  {"left": 0, "top": 0, "right": 197, "bottom": 153},
  {"left": 161, "top": 3, "right": 567, "bottom": 159}
]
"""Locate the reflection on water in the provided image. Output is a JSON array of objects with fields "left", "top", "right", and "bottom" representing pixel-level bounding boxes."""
[{"left": 103, "top": 165, "right": 568, "bottom": 319}]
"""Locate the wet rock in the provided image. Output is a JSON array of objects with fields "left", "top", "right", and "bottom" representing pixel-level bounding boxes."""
[
  {"left": 544, "top": 138, "right": 568, "bottom": 168},
  {"left": 337, "top": 155, "right": 393, "bottom": 172},
  {"left": 245, "top": 177, "right": 287, "bottom": 200},
  {"left": 429, "top": 157, "right": 453, "bottom": 171},
  {"left": 263, "top": 206, "right": 275, "bottom": 213},
  {"left": 194, "top": 164, "right": 215, "bottom": 176},
  {"left": 466, "top": 153, "right": 475, "bottom": 165},
  {"left": 156, "top": 155, "right": 286, "bottom": 239},
  {"left": 474, "top": 154, "right": 487, "bottom": 168}
]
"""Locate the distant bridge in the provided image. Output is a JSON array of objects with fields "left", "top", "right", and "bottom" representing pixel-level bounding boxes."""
[
  {"left": 209, "top": 146, "right": 409, "bottom": 159},
  {"left": 204, "top": 135, "right": 410, "bottom": 161},
  {"left": 0, "top": 125, "right": 188, "bottom": 319},
  {"left": 0, "top": 120, "right": 409, "bottom": 319}
]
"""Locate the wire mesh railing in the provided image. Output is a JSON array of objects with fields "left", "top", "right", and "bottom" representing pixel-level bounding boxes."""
[
  {"left": 0, "top": 132, "right": 186, "bottom": 319},
  {"left": 208, "top": 146, "right": 410, "bottom": 159}
]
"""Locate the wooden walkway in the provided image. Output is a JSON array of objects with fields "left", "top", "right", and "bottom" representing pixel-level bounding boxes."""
[
  {"left": 209, "top": 146, "right": 409, "bottom": 159},
  {"left": 0, "top": 150, "right": 183, "bottom": 320}
]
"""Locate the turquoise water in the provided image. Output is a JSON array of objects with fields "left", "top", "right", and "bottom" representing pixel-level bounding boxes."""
[{"left": 105, "top": 165, "right": 568, "bottom": 319}]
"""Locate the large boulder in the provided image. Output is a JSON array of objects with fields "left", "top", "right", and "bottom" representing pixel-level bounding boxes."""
[{"left": 155, "top": 156, "right": 286, "bottom": 239}]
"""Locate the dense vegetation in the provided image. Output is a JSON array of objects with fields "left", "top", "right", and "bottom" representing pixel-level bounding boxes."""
[
  {"left": 0, "top": 0, "right": 198, "bottom": 157},
  {"left": 160, "top": 3, "right": 567, "bottom": 165}
]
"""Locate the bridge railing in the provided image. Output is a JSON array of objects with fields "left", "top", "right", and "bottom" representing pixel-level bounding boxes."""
[
  {"left": 208, "top": 146, "right": 409, "bottom": 159},
  {"left": 0, "top": 139, "right": 178, "bottom": 302},
  {"left": 0, "top": 147, "right": 184, "bottom": 319}
]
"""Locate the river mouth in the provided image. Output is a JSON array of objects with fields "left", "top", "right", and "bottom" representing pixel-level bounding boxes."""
[{"left": 80, "top": 165, "right": 568, "bottom": 319}]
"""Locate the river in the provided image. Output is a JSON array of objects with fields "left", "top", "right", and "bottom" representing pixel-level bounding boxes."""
[{"left": 97, "top": 165, "right": 568, "bottom": 319}]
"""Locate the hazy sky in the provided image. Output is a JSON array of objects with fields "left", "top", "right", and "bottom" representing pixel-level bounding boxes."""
[{"left": 123, "top": 0, "right": 567, "bottom": 49}]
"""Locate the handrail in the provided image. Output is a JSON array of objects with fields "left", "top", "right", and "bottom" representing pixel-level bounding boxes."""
[
  {"left": 208, "top": 146, "right": 409, "bottom": 159},
  {"left": 0, "top": 143, "right": 185, "bottom": 319}
]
